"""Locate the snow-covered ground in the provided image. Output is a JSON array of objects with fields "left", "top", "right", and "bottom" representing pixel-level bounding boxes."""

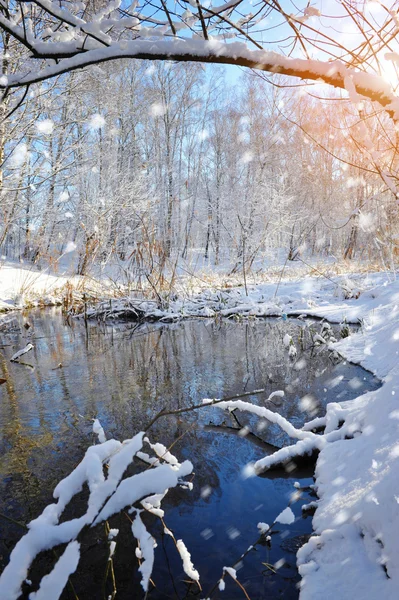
[
  {"left": 82, "top": 269, "right": 390, "bottom": 323},
  {"left": 0, "top": 260, "right": 113, "bottom": 310},
  {"left": 1, "top": 262, "right": 398, "bottom": 598},
  {"left": 292, "top": 278, "right": 399, "bottom": 598},
  {"left": 0, "top": 261, "right": 76, "bottom": 309}
]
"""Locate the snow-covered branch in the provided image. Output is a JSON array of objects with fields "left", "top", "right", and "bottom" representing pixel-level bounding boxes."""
[
  {"left": 0, "top": 1, "right": 399, "bottom": 117},
  {"left": 0, "top": 427, "right": 194, "bottom": 600}
]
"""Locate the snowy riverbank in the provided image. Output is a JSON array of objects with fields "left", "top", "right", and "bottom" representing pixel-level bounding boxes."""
[
  {"left": 296, "top": 277, "right": 399, "bottom": 599},
  {"left": 0, "top": 261, "right": 77, "bottom": 310},
  {"left": 81, "top": 269, "right": 390, "bottom": 324},
  {"left": 1, "top": 264, "right": 398, "bottom": 598}
]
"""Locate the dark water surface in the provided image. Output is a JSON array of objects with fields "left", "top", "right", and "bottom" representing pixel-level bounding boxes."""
[{"left": 0, "top": 311, "right": 380, "bottom": 599}]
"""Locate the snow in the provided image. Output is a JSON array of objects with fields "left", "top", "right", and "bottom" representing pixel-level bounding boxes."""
[
  {"left": 207, "top": 397, "right": 323, "bottom": 468},
  {"left": 88, "top": 114, "right": 105, "bottom": 130},
  {"left": 275, "top": 507, "right": 295, "bottom": 525},
  {"left": 80, "top": 270, "right": 395, "bottom": 325},
  {"left": 141, "top": 492, "right": 166, "bottom": 518},
  {"left": 108, "top": 528, "right": 119, "bottom": 540},
  {"left": 0, "top": 261, "right": 79, "bottom": 310},
  {"left": 304, "top": 6, "right": 321, "bottom": 17},
  {"left": 0, "top": 429, "right": 193, "bottom": 600},
  {"left": 257, "top": 522, "right": 270, "bottom": 534},
  {"left": 176, "top": 539, "right": 200, "bottom": 581},
  {"left": 131, "top": 512, "right": 155, "bottom": 591},
  {"left": 108, "top": 540, "right": 116, "bottom": 559},
  {"left": 152, "top": 270, "right": 399, "bottom": 598},
  {"left": 283, "top": 333, "right": 292, "bottom": 347},
  {"left": 1, "top": 28, "right": 397, "bottom": 116},
  {"left": 35, "top": 119, "right": 54, "bottom": 135},
  {"left": 92, "top": 418, "right": 106, "bottom": 443},
  {"left": 64, "top": 242, "right": 77, "bottom": 254},
  {"left": 284, "top": 275, "right": 399, "bottom": 599},
  {"left": 144, "top": 438, "right": 180, "bottom": 466},
  {"left": 94, "top": 460, "right": 193, "bottom": 523},
  {"left": 2, "top": 264, "right": 399, "bottom": 597},
  {"left": 29, "top": 541, "right": 80, "bottom": 600},
  {"left": 10, "top": 343, "right": 34, "bottom": 362},
  {"left": 223, "top": 566, "right": 237, "bottom": 579}
]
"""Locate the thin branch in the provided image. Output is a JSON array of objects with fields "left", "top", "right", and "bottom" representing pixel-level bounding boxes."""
[{"left": 144, "top": 388, "right": 266, "bottom": 431}]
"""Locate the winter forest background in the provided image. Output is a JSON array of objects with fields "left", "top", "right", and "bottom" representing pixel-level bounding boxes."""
[{"left": 2, "top": 58, "right": 397, "bottom": 278}]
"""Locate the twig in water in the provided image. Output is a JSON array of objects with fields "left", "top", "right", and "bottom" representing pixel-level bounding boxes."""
[
  {"left": 144, "top": 389, "right": 266, "bottom": 431},
  {"left": 0, "top": 511, "right": 27, "bottom": 530},
  {"left": 206, "top": 492, "right": 302, "bottom": 598},
  {"left": 229, "top": 572, "right": 251, "bottom": 600}
]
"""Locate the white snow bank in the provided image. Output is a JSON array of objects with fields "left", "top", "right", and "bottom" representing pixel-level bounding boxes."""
[
  {"left": 295, "top": 276, "right": 399, "bottom": 599},
  {"left": 0, "top": 261, "right": 79, "bottom": 309},
  {"left": 82, "top": 271, "right": 394, "bottom": 325}
]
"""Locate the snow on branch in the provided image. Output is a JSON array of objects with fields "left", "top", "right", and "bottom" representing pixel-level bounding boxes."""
[
  {"left": 204, "top": 397, "right": 321, "bottom": 443},
  {"left": 0, "top": 426, "right": 194, "bottom": 600},
  {"left": 131, "top": 511, "right": 156, "bottom": 592},
  {"left": 207, "top": 398, "right": 325, "bottom": 472},
  {"left": 208, "top": 395, "right": 362, "bottom": 473},
  {"left": 28, "top": 541, "right": 80, "bottom": 600},
  {"left": 0, "top": 0, "right": 398, "bottom": 116}
]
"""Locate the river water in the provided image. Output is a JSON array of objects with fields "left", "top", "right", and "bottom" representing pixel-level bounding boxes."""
[{"left": 0, "top": 311, "right": 380, "bottom": 599}]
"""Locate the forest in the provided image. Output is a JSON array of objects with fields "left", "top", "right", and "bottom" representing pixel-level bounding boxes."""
[{"left": 0, "top": 2, "right": 398, "bottom": 278}]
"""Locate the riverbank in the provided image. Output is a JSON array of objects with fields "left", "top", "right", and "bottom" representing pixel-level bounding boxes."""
[
  {"left": 0, "top": 261, "right": 77, "bottom": 310},
  {"left": 296, "top": 277, "right": 399, "bottom": 599}
]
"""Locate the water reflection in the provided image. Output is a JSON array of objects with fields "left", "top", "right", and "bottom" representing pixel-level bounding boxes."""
[{"left": 0, "top": 311, "right": 380, "bottom": 598}]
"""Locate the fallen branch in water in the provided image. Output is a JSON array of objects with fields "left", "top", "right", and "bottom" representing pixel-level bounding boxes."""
[
  {"left": 144, "top": 388, "right": 267, "bottom": 430},
  {"left": 10, "top": 343, "right": 34, "bottom": 362}
]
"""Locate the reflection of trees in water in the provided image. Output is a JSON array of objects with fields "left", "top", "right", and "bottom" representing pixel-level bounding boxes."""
[
  {"left": 0, "top": 314, "right": 365, "bottom": 505},
  {"left": 0, "top": 314, "right": 373, "bottom": 486}
]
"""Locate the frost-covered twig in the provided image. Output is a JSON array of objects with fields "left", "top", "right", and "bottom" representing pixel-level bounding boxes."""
[
  {"left": 132, "top": 494, "right": 201, "bottom": 593},
  {"left": 160, "top": 516, "right": 200, "bottom": 588},
  {"left": 103, "top": 523, "right": 118, "bottom": 600}
]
